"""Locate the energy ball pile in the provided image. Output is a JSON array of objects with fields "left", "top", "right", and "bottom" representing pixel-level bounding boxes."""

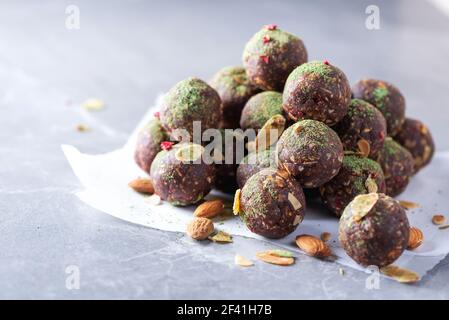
[{"left": 133, "top": 24, "right": 435, "bottom": 269}]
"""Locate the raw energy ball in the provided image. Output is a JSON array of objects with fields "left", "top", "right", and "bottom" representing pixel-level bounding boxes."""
[
  {"left": 150, "top": 143, "right": 216, "bottom": 206},
  {"left": 236, "top": 148, "right": 276, "bottom": 188},
  {"left": 239, "top": 168, "right": 306, "bottom": 239},
  {"left": 240, "top": 91, "right": 283, "bottom": 130},
  {"left": 209, "top": 66, "right": 260, "bottom": 129},
  {"left": 320, "top": 155, "right": 386, "bottom": 217},
  {"left": 134, "top": 118, "right": 169, "bottom": 173},
  {"left": 377, "top": 138, "right": 414, "bottom": 197},
  {"left": 276, "top": 120, "right": 344, "bottom": 188},
  {"left": 242, "top": 25, "right": 308, "bottom": 91},
  {"left": 395, "top": 118, "right": 435, "bottom": 172},
  {"left": 339, "top": 193, "right": 410, "bottom": 267},
  {"left": 160, "top": 77, "right": 222, "bottom": 140},
  {"left": 283, "top": 60, "right": 351, "bottom": 126},
  {"left": 334, "top": 99, "right": 387, "bottom": 159},
  {"left": 352, "top": 79, "right": 405, "bottom": 136},
  {"left": 213, "top": 129, "right": 244, "bottom": 194}
]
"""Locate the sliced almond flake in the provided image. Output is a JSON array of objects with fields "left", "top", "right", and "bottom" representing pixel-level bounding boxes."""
[
  {"left": 266, "top": 249, "right": 294, "bottom": 258},
  {"left": 208, "top": 231, "right": 233, "bottom": 243},
  {"left": 254, "top": 114, "right": 286, "bottom": 152},
  {"left": 288, "top": 192, "right": 302, "bottom": 210},
  {"left": 432, "top": 214, "right": 446, "bottom": 225},
  {"left": 351, "top": 193, "right": 379, "bottom": 222},
  {"left": 233, "top": 189, "right": 241, "bottom": 215},
  {"left": 357, "top": 139, "right": 370, "bottom": 158},
  {"left": 146, "top": 194, "right": 162, "bottom": 206},
  {"left": 256, "top": 252, "right": 294, "bottom": 266},
  {"left": 438, "top": 225, "right": 449, "bottom": 230},
  {"left": 82, "top": 98, "right": 105, "bottom": 111},
  {"left": 380, "top": 265, "right": 420, "bottom": 283},
  {"left": 365, "top": 176, "right": 378, "bottom": 193},
  {"left": 399, "top": 200, "right": 420, "bottom": 210},
  {"left": 293, "top": 215, "right": 302, "bottom": 226},
  {"left": 320, "top": 232, "right": 331, "bottom": 242},
  {"left": 234, "top": 254, "right": 254, "bottom": 267},
  {"left": 175, "top": 144, "right": 205, "bottom": 162}
]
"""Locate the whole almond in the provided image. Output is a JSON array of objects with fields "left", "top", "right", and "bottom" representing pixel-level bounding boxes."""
[
  {"left": 186, "top": 217, "right": 214, "bottom": 240},
  {"left": 194, "top": 200, "right": 224, "bottom": 218},
  {"left": 128, "top": 178, "right": 154, "bottom": 194},
  {"left": 407, "top": 227, "right": 424, "bottom": 250},
  {"left": 295, "top": 234, "right": 332, "bottom": 257}
]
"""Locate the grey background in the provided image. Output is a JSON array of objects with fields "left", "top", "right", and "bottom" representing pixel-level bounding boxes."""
[{"left": 1, "top": 0, "right": 448, "bottom": 299}]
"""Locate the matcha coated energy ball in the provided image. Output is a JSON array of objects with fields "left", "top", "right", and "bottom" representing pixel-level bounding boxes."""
[
  {"left": 320, "top": 155, "right": 386, "bottom": 217},
  {"left": 377, "top": 138, "right": 414, "bottom": 197},
  {"left": 236, "top": 148, "right": 276, "bottom": 188},
  {"left": 160, "top": 77, "right": 222, "bottom": 141},
  {"left": 276, "top": 120, "right": 344, "bottom": 188},
  {"left": 339, "top": 193, "right": 410, "bottom": 267},
  {"left": 134, "top": 117, "right": 169, "bottom": 173},
  {"left": 242, "top": 25, "right": 308, "bottom": 92},
  {"left": 395, "top": 118, "right": 435, "bottom": 172},
  {"left": 283, "top": 60, "right": 351, "bottom": 126},
  {"left": 240, "top": 91, "right": 284, "bottom": 130},
  {"left": 209, "top": 66, "right": 260, "bottom": 129},
  {"left": 334, "top": 99, "right": 387, "bottom": 159},
  {"left": 352, "top": 79, "right": 405, "bottom": 136},
  {"left": 150, "top": 143, "right": 216, "bottom": 206},
  {"left": 239, "top": 168, "right": 306, "bottom": 239}
]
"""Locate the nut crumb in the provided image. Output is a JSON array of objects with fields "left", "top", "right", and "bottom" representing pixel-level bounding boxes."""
[{"left": 432, "top": 214, "right": 446, "bottom": 225}]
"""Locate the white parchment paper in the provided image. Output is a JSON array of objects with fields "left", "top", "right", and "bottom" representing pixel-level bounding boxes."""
[{"left": 62, "top": 96, "right": 449, "bottom": 277}]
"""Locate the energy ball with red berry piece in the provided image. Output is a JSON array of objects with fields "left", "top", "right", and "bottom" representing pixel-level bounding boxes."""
[
  {"left": 276, "top": 120, "right": 344, "bottom": 188},
  {"left": 320, "top": 155, "right": 386, "bottom": 217},
  {"left": 160, "top": 77, "right": 222, "bottom": 141},
  {"left": 134, "top": 117, "right": 169, "bottom": 173},
  {"left": 242, "top": 24, "right": 308, "bottom": 92},
  {"left": 377, "top": 138, "right": 414, "bottom": 197},
  {"left": 209, "top": 66, "right": 260, "bottom": 129},
  {"left": 334, "top": 99, "right": 387, "bottom": 159},
  {"left": 237, "top": 168, "right": 306, "bottom": 239},
  {"left": 339, "top": 193, "right": 410, "bottom": 267},
  {"left": 352, "top": 79, "right": 405, "bottom": 136},
  {"left": 240, "top": 91, "right": 284, "bottom": 130},
  {"left": 236, "top": 148, "right": 277, "bottom": 188},
  {"left": 395, "top": 118, "right": 435, "bottom": 173},
  {"left": 150, "top": 143, "right": 216, "bottom": 206},
  {"left": 283, "top": 60, "right": 351, "bottom": 126}
]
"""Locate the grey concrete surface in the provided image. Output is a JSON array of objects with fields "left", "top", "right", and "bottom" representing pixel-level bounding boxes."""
[{"left": 0, "top": 0, "right": 448, "bottom": 299}]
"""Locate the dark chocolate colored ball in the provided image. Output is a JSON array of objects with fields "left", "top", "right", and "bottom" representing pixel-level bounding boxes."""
[
  {"left": 160, "top": 77, "right": 222, "bottom": 141},
  {"left": 352, "top": 79, "right": 405, "bottom": 136},
  {"left": 377, "top": 138, "right": 414, "bottom": 197},
  {"left": 395, "top": 118, "right": 435, "bottom": 172},
  {"left": 334, "top": 99, "right": 387, "bottom": 159},
  {"left": 240, "top": 91, "right": 284, "bottom": 130},
  {"left": 150, "top": 143, "right": 216, "bottom": 206},
  {"left": 283, "top": 61, "right": 351, "bottom": 126},
  {"left": 239, "top": 168, "right": 306, "bottom": 239},
  {"left": 134, "top": 118, "right": 169, "bottom": 173},
  {"left": 209, "top": 66, "right": 260, "bottom": 129},
  {"left": 236, "top": 148, "right": 276, "bottom": 188},
  {"left": 242, "top": 25, "right": 307, "bottom": 92},
  {"left": 276, "top": 120, "right": 344, "bottom": 188},
  {"left": 320, "top": 155, "right": 386, "bottom": 217},
  {"left": 339, "top": 193, "right": 409, "bottom": 267}
]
